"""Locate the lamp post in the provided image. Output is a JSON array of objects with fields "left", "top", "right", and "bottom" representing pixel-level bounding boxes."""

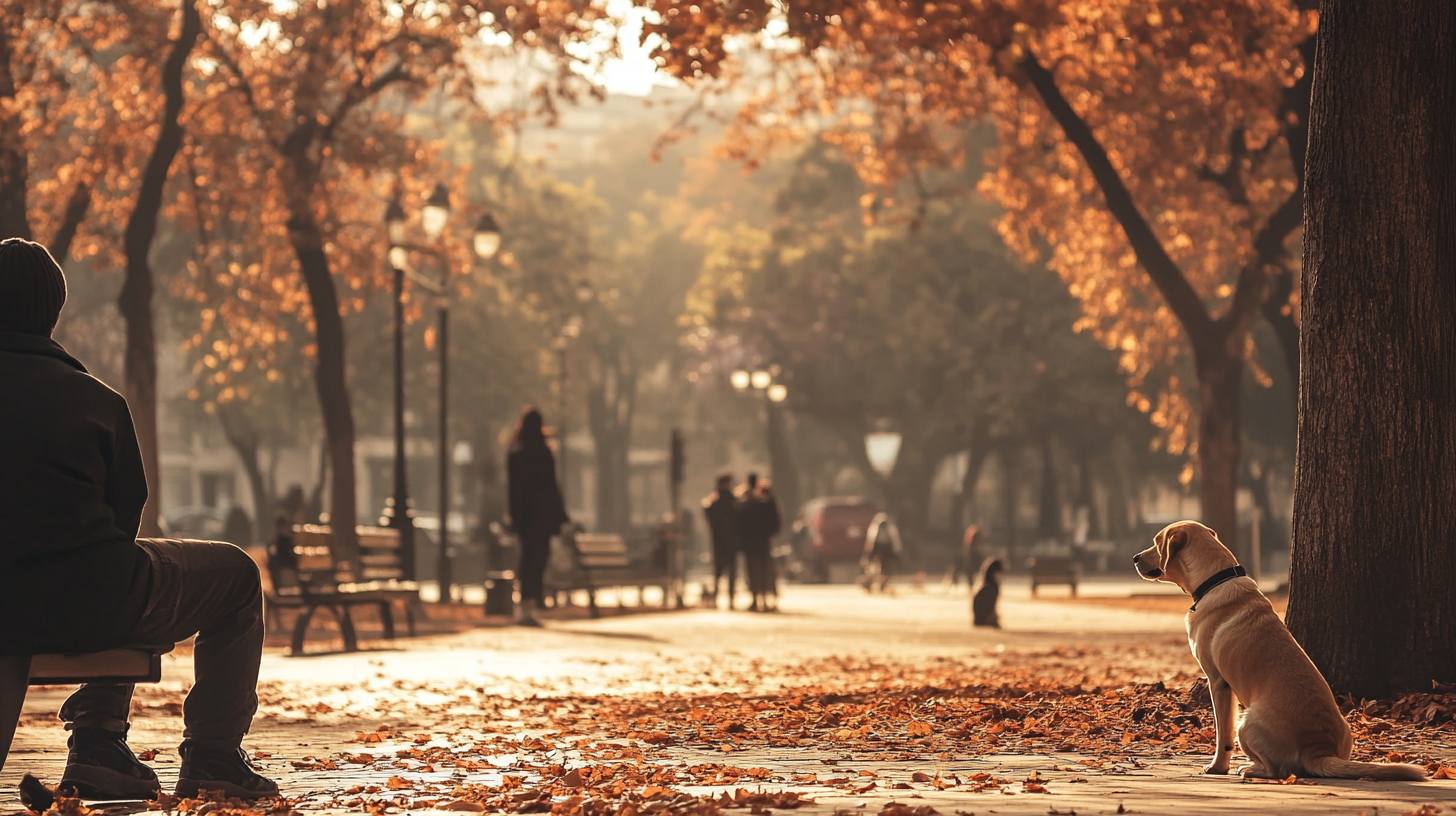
[
  {"left": 384, "top": 196, "right": 416, "bottom": 579},
  {"left": 731, "top": 368, "right": 798, "bottom": 514},
  {"left": 555, "top": 281, "right": 594, "bottom": 509},
  {"left": 384, "top": 185, "right": 501, "bottom": 602}
]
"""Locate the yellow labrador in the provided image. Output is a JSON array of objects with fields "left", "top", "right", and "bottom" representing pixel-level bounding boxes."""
[{"left": 1134, "top": 521, "right": 1425, "bottom": 780}]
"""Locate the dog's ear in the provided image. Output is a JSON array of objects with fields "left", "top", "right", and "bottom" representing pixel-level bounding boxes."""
[{"left": 1161, "top": 527, "right": 1189, "bottom": 573}]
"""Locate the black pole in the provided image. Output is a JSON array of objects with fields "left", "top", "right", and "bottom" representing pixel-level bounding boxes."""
[
  {"left": 558, "top": 343, "right": 568, "bottom": 508},
  {"left": 389, "top": 263, "right": 416, "bottom": 579},
  {"left": 436, "top": 301, "right": 452, "bottom": 601}
]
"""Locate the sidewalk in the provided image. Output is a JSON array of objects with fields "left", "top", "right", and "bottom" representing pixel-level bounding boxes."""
[{"left": 4, "top": 585, "right": 1451, "bottom": 815}]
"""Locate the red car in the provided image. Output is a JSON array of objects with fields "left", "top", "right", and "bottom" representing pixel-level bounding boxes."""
[{"left": 787, "top": 497, "right": 879, "bottom": 582}]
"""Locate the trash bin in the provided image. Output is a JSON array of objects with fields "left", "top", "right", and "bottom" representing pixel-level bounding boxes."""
[{"left": 484, "top": 570, "right": 515, "bottom": 617}]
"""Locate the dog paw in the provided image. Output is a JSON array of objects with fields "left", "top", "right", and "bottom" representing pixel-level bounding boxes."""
[{"left": 1203, "top": 763, "right": 1230, "bottom": 775}]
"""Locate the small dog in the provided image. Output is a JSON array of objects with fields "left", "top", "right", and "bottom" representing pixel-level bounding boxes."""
[
  {"left": 972, "top": 557, "right": 1004, "bottom": 628},
  {"left": 1134, "top": 521, "right": 1425, "bottom": 780}
]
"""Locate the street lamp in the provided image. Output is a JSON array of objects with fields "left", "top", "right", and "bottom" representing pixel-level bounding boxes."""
[
  {"left": 730, "top": 369, "right": 751, "bottom": 392},
  {"left": 385, "top": 185, "right": 504, "bottom": 602},
  {"left": 474, "top": 211, "right": 502, "bottom": 261},
  {"left": 865, "top": 430, "right": 903, "bottom": 479},
  {"left": 383, "top": 194, "right": 416, "bottom": 580},
  {"left": 767, "top": 383, "right": 788, "bottom": 403},
  {"left": 750, "top": 369, "right": 772, "bottom": 391}
]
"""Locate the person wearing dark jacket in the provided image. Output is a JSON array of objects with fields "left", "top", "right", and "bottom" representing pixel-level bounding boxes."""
[
  {"left": 506, "top": 408, "right": 568, "bottom": 626},
  {"left": 0, "top": 239, "right": 276, "bottom": 799},
  {"left": 701, "top": 473, "right": 740, "bottom": 609},
  {"left": 736, "top": 474, "right": 781, "bottom": 612}
]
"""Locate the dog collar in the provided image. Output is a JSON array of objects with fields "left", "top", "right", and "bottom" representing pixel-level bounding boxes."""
[{"left": 1189, "top": 565, "right": 1246, "bottom": 612}]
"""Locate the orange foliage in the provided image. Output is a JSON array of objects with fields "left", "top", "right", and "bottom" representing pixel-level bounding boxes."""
[{"left": 639, "top": 0, "right": 1313, "bottom": 453}]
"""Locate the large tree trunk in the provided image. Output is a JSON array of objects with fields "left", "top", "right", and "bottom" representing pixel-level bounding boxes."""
[
  {"left": 285, "top": 208, "right": 359, "bottom": 568},
  {"left": 218, "top": 406, "right": 271, "bottom": 548},
  {"left": 0, "top": 22, "right": 32, "bottom": 242},
  {"left": 1036, "top": 437, "right": 1060, "bottom": 540},
  {"left": 766, "top": 403, "right": 800, "bottom": 520},
  {"left": 1196, "top": 352, "right": 1244, "bottom": 561},
  {"left": 587, "top": 338, "right": 636, "bottom": 533},
  {"left": 1285, "top": 0, "right": 1456, "bottom": 698},
  {"left": 116, "top": 0, "right": 201, "bottom": 536}
]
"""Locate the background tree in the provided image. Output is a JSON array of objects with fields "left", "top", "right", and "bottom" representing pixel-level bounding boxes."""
[
  {"left": 1285, "top": 0, "right": 1455, "bottom": 697},
  {"left": 640, "top": 0, "right": 1315, "bottom": 560}
]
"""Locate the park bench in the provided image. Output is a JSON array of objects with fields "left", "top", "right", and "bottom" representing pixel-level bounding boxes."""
[
  {"left": 1027, "top": 555, "right": 1080, "bottom": 597},
  {"left": 543, "top": 527, "right": 678, "bottom": 618},
  {"left": 1, "top": 645, "right": 171, "bottom": 776},
  {"left": 266, "top": 524, "right": 419, "bottom": 655}
]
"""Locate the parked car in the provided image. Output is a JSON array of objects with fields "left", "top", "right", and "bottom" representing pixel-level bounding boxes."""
[
  {"left": 161, "top": 505, "right": 228, "bottom": 541},
  {"left": 780, "top": 497, "right": 879, "bottom": 583}
]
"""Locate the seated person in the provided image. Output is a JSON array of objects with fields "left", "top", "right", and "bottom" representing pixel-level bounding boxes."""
[{"left": 0, "top": 239, "right": 278, "bottom": 800}]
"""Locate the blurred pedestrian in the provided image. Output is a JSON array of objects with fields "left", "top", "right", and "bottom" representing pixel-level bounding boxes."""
[
  {"left": 972, "top": 557, "right": 1005, "bottom": 627},
  {"left": 736, "top": 473, "right": 781, "bottom": 612},
  {"left": 222, "top": 506, "right": 253, "bottom": 549},
  {"left": 944, "top": 523, "right": 982, "bottom": 588},
  {"left": 702, "top": 472, "right": 741, "bottom": 609},
  {"left": 507, "top": 407, "right": 569, "bottom": 627},
  {"left": 860, "top": 511, "right": 902, "bottom": 593}
]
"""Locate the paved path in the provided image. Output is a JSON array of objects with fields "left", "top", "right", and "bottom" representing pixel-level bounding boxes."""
[{"left": 5, "top": 582, "right": 1452, "bottom": 815}]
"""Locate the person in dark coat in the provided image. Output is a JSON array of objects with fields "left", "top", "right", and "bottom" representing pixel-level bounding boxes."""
[
  {"left": 736, "top": 474, "right": 781, "bottom": 612},
  {"left": 702, "top": 472, "right": 741, "bottom": 609},
  {"left": 506, "top": 407, "right": 568, "bottom": 626},
  {"left": 972, "top": 557, "right": 1005, "bottom": 628},
  {"left": 0, "top": 239, "right": 276, "bottom": 799}
]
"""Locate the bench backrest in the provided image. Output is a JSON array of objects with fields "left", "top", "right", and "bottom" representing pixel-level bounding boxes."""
[
  {"left": 1028, "top": 556, "right": 1079, "bottom": 575},
  {"left": 286, "top": 524, "right": 404, "bottom": 585},
  {"left": 574, "top": 533, "right": 630, "bottom": 570}
]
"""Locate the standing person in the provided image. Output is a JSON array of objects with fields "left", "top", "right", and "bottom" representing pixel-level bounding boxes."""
[
  {"left": 945, "top": 523, "right": 982, "bottom": 589},
  {"left": 506, "top": 407, "right": 568, "bottom": 627},
  {"left": 860, "top": 511, "right": 902, "bottom": 593},
  {"left": 0, "top": 239, "right": 277, "bottom": 799},
  {"left": 701, "top": 472, "right": 741, "bottom": 609},
  {"left": 736, "top": 474, "right": 781, "bottom": 612}
]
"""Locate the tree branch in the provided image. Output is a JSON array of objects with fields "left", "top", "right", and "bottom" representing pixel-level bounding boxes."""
[{"left": 1017, "top": 53, "right": 1214, "bottom": 341}]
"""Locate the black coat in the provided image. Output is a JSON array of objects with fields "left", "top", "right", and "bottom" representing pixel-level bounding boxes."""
[
  {"left": 737, "top": 492, "right": 781, "bottom": 552},
  {"left": 702, "top": 489, "right": 739, "bottom": 552},
  {"left": 0, "top": 333, "right": 152, "bottom": 653},
  {"left": 507, "top": 443, "right": 568, "bottom": 540}
]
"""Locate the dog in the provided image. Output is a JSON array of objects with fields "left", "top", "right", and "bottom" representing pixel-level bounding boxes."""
[
  {"left": 1133, "top": 521, "right": 1425, "bottom": 781},
  {"left": 972, "top": 557, "right": 1004, "bottom": 628}
]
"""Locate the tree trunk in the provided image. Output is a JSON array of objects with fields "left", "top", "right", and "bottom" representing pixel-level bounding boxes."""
[
  {"left": 286, "top": 209, "right": 359, "bottom": 568},
  {"left": 218, "top": 407, "right": 270, "bottom": 551},
  {"left": 1036, "top": 437, "right": 1060, "bottom": 540},
  {"left": 587, "top": 339, "right": 636, "bottom": 533},
  {"left": 1000, "top": 446, "right": 1019, "bottom": 561},
  {"left": 49, "top": 180, "right": 92, "bottom": 266},
  {"left": 116, "top": 0, "right": 201, "bottom": 537},
  {"left": 949, "top": 443, "right": 992, "bottom": 533},
  {"left": 1286, "top": 0, "right": 1456, "bottom": 698},
  {"left": 1196, "top": 352, "right": 1244, "bottom": 561},
  {"left": 0, "top": 21, "right": 30, "bottom": 242},
  {"left": 766, "top": 403, "right": 800, "bottom": 520}
]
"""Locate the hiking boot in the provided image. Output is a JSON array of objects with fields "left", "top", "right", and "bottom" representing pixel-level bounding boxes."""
[
  {"left": 175, "top": 742, "right": 279, "bottom": 800},
  {"left": 59, "top": 727, "right": 161, "bottom": 800}
]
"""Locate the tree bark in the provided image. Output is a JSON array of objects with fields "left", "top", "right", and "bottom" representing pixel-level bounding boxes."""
[
  {"left": 587, "top": 337, "right": 636, "bottom": 533},
  {"left": 48, "top": 179, "right": 91, "bottom": 266},
  {"left": 218, "top": 406, "right": 271, "bottom": 549},
  {"left": 116, "top": 0, "right": 201, "bottom": 536},
  {"left": 1000, "top": 445, "right": 1020, "bottom": 561},
  {"left": 1285, "top": 0, "right": 1456, "bottom": 698},
  {"left": 1036, "top": 437, "right": 1060, "bottom": 539},
  {"left": 284, "top": 209, "right": 359, "bottom": 567},
  {"left": 1196, "top": 352, "right": 1245, "bottom": 561},
  {"left": 0, "top": 20, "right": 32, "bottom": 241}
]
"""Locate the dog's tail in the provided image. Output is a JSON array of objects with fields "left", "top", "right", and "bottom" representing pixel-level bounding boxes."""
[{"left": 1304, "top": 755, "right": 1427, "bottom": 781}]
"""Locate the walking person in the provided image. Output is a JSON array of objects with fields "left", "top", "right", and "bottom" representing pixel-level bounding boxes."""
[
  {"left": 736, "top": 474, "right": 781, "bottom": 612},
  {"left": 506, "top": 407, "right": 569, "bottom": 627},
  {"left": 701, "top": 472, "right": 741, "bottom": 609},
  {"left": 0, "top": 239, "right": 277, "bottom": 799},
  {"left": 860, "top": 511, "right": 902, "bottom": 593}
]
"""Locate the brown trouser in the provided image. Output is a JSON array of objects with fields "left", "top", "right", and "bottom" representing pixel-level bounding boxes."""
[{"left": 58, "top": 540, "right": 264, "bottom": 751}]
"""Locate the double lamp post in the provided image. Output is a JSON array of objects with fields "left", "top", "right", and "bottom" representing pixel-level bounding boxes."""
[{"left": 383, "top": 184, "right": 501, "bottom": 601}]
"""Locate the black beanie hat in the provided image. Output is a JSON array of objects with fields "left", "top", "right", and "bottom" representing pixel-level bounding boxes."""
[{"left": 0, "top": 238, "right": 67, "bottom": 336}]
